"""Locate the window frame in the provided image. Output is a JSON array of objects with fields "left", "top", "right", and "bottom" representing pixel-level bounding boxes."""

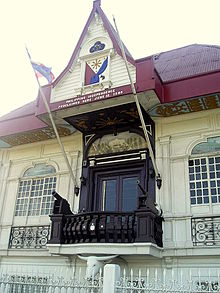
[
  {"left": 14, "top": 164, "right": 57, "bottom": 224},
  {"left": 188, "top": 150, "right": 220, "bottom": 211}
]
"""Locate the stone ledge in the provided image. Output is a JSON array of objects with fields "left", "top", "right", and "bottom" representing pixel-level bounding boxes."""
[{"left": 47, "top": 243, "right": 163, "bottom": 258}]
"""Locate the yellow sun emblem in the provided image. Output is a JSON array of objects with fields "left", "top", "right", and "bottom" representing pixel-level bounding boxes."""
[{"left": 91, "top": 59, "right": 102, "bottom": 71}]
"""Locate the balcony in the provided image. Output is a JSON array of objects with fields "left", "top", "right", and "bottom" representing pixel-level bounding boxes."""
[
  {"left": 192, "top": 216, "right": 220, "bottom": 246},
  {"left": 9, "top": 225, "right": 50, "bottom": 249},
  {"left": 48, "top": 192, "right": 163, "bottom": 255}
]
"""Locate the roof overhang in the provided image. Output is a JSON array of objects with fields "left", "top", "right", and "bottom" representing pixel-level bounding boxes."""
[{"left": 63, "top": 102, "right": 153, "bottom": 135}]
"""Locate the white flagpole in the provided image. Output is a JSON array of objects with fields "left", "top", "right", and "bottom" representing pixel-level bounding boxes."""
[
  {"left": 112, "top": 17, "right": 162, "bottom": 189},
  {"left": 26, "top": 49, "right": 76, "bottom": 185}
]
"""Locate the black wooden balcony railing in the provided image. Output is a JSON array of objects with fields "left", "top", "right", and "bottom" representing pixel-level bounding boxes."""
[{"left": 49, "top": 191, "right": 163, "bottom": 247}]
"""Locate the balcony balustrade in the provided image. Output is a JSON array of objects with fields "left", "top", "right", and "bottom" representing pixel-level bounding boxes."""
[
  {"left": 192, "top": 216, "right": 220, "bottom": 246},
  {"left": 49, "top": 191, "right": 163, "bottom": 247},
  {"left": 9, "top": 225, "right": 50, "bottom": 249}
]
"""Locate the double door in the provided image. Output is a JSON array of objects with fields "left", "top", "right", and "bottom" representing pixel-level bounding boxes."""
[{"left": 94, "top": 166, "right": 144, "bottom": 212}]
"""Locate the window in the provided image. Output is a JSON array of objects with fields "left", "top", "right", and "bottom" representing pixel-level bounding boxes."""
[
  {"left": 189, "top": 156, "right": 220, "bottom": 205},
  {"left": 94, "top": 166, "right": 143, "bottom": 212},
  {"left": 192, "top": 137, "right": 220, "bottom": 155},
  {"left": 189, "top": 137, "right": 220, "bottom": 206},
  {"left": 15, "top": 164, "right": 56, "bottom": 216}
]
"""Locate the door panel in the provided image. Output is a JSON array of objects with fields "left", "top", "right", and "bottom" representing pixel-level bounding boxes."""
[
  {"left": 95, "top": 167, "right": 143, "bottom": 212},
  {"left": 121, "top": 176, "right": 138, "bottom": 211},
  {"left": 100, "top": 179, "right": 117, "bottom": 211}
]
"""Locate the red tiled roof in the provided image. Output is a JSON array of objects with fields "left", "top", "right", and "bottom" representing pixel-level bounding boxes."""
[
  {"left": 0, "top": 100, "right": 47, "bottom": 137},
  {"left": 154, "top": 44, "right": 220, "bottom": 83}
]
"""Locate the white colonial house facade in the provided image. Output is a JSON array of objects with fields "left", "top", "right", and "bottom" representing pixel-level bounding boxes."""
[{"left": 0, "top": 0, "right": 220, "bottom": 291}]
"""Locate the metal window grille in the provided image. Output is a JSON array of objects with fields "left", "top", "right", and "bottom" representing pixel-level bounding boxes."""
[
  {"left": 15, "top": 176, "right": 56, "bottom": 217},
  {"left": 191, "top": 216, "right": 220, "bottom": 246},
  {"left": 188, "top": 156, "right": 220, "bottom": 205},
  {"left": 8, "top": 225, "right": 50, "bottom": 249}
]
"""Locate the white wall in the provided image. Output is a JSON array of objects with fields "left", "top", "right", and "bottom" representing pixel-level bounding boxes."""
[
  {"left": 0, "top": 131, "right": 82, "bottom": 253},
  {"left": 156, "top": 108, "right": 220, "bottom": 253},
  {"left": 1, "top": 108, "right": 220, "bottom": 276}
]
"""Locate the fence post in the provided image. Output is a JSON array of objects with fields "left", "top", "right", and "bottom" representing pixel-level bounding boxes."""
[{"left": 103, "top": 264, "right": 120, "bottom": 293}]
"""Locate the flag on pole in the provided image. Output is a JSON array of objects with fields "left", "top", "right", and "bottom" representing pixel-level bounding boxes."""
[
  {"left": 26, "top": 48, "right": 55, "bottom": 83},
  {"left": 31, "top": 61, "right": 55, "bottom": 83},
  {"left": 25, "top": 47, "right": 75, "bottom": 184}
]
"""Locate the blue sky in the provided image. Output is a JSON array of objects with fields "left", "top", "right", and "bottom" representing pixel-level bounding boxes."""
[{"left": 1, "top": 0, "right": 220, "bottom": 117}]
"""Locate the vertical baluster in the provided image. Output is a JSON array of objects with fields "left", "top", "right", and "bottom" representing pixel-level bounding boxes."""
[
  {"left": 180, "top": 268, "right": 183, "bottom": 291},
  {"left": 122, "top": 268, "right": 126, "bottom": 293},
  {"left": 130, "top": 268, "right": 133, "bottom": 293},
  {"left": 47, "top": 273, "right": 52, "bottom": 293},
  {"left": 24, "top": 269, "right": 27, "bottom": 293},
  {"left": 109, "top": 215, "right": 114, "bottom": 243},
  {"left": 66, "top": 266, "right": 71, "bottom": 292},
  {"left": 61, "top": 287, "right": 67, "bottom": 293},
  {"left": 137, "top": 269, "right": 141, "bottom": 292},
  {"left": 171, "top": 268, "right": 174, "bottom": 291},
  {"left": 79, "top": 267, "right": 82, "bottom": 285},
  {"left": 63, "top": 217, "right": 68, "bottom": 244},
  {"left": 155, "top": 268, "right": 158, "bottom": 290},
  {"left": 91, "top": 267, "right": 95, "bottom": 293},
  {"left": 29, "top": 272, "right": 33, "bottom": 293},
  {"left": 6, "top": 266, "right": 11, "bottom": 293},
  {"left": 55, "top": 287, "right": 61, "bottom": 293},
  {"left": 35, "top": 269, "right": 39, "bottom": 293},
  {"left": 98, "top": 267, "right": 102, "bottom": 292},
  {"left": 0, "top": 282, "right": 5, "bottom": 292},
  {"left": 4, "top": 283, "right": 9, "bottom": 293},
  {"left": 189, "top": 268, "right": 192, "bottom": 293},
  {"left": 48, "top": 284, "right": 53, "bottom": 293},
  {"left": 67, "top": 287, "right": 74, "bottom": 293},
  {"left": 198, "top": 269, "right": 201, "bottom": 292},
  {"left": 218, "top": 270, "right": 220, "bottom": 292},
  {"left": 208, "top": 268, "right": 211, "bottom": 292},
  {"left": 163, "top": 268, "right": 166, "bottom": 291},
  {"left": 146, "top": 268, "right": 149, "bottom": 292},
  {"left": 1, "top": 266, "right": 5, "bottom": 292}
]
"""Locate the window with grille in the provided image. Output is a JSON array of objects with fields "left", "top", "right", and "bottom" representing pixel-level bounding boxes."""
[
  {"left": 15, "top": 164, "right": 56, "bottom": 216},
  {"left": 189, "top": 137, "right": 220, "bottom": 206},
  {"left": 189, "top": 156, "right": 220, "bottom": 205}
]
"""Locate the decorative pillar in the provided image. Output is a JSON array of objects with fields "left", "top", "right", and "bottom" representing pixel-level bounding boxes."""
[
  {"left": 135, "top": 184, "right": 163, "bottom": 246},
  {"left": 48, "top": 215, "right": 65, "bottom": 244}
]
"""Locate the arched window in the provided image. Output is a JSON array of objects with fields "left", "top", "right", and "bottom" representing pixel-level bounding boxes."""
[
  {"left": 15, "top": 164, "right": 57, "bottom": 216},
  {"left": 188, "top": 137, "right": 220, "bottom": 205}
]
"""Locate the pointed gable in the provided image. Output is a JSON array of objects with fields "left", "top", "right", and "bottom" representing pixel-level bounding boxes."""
[{"left": 51, "top": 0, "right": 136, "bottom": 104}]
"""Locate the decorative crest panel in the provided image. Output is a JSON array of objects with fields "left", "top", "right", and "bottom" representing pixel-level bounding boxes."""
[{"left": 88, "top": 131, "right": 148, "bottom": 156}]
